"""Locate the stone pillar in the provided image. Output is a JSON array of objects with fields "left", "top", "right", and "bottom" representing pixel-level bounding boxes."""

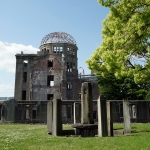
[
  {"left": 98, "top": 95, "right": 108, "bottom": 137},
  {"left": 47, "top": 101, "right": 53, "bottom": 134},
  {"left": 107, "top": 101, "right": 113, "bottom": 136},
  {"left": 52, "top": 99, "right": 62, "bottom": 136},
  {"left": 123, "top": 100, "right": 131, "bottom": 134},
  {"left": 81, "top": 82, "right": 94, "bottom": 124}
]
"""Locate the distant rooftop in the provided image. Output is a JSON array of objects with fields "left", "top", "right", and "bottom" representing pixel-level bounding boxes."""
[{"left": 40, "top": 32, "right": 77, "bottom": 46}]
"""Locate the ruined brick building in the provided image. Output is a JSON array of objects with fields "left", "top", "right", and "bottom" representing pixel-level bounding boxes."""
[{"left": 12, "top": 32, "right": 98, "bottom": 123}]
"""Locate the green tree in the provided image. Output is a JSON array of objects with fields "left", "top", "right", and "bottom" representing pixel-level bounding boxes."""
[
  {"left": 86, "top": 0, "right": 150, "bottom": 100},
  {"left": 87, "top": 0, "right": 150, "bottom": 84},
  {"left": 97, "top": 73, "right": 148, "bottom": 100}
]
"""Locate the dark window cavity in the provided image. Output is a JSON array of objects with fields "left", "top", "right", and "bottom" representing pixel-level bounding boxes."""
[
  {"left": 47, "top": 75, "right": 54, "bottom": 86},
  {"left": 47, "top": 94, "right": 54, "bottom": 100}
]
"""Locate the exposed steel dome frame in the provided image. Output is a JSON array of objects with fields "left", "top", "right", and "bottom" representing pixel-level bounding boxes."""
[{"left": 41, "top": 32, "right": 76, "bottom": 46}]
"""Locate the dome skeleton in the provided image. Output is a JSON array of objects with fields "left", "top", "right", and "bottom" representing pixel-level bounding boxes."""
[{"left": 41, "top": 32, "right": 76, "bottom": 46}]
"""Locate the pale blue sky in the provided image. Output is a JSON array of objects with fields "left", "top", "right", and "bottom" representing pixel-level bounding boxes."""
[{"left": 0, "top": 0, "right": 109, "bottom": 96}]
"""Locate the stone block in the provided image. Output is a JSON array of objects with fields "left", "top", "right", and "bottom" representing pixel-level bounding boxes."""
[
  {"left": 98, "top": 95, "right": 108, "bottom": 137},
  {"left": 52, "top": 99, "right": 62, "bottom": 136},
  {"left": 81, "top": 82, "right": 94, "bottom": 124},
  {"left": 123, "top": 100, "right": 131, "bottom": 134}
]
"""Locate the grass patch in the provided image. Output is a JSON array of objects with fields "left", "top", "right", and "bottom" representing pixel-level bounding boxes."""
[{"left": 0, "top": 123, "right": 150, "bottom": 150}]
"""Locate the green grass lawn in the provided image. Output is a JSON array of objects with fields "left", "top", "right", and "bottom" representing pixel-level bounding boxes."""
[{"left": 0, "top": 123, "right": 150, "bottom": 150}]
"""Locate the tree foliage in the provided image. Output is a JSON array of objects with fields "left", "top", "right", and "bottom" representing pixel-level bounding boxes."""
[
  {"left": 87, "top": 0, "right": 150, "bottom": 84},
  {"left": 97, "top": 73, "right": 148, "bottom": 100},
  {"left": 86, "top": 0, "right": 150, "bottom": 99}
]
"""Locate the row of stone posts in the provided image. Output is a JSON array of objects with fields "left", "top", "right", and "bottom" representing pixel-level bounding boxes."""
[{"left": 47, "top": 82, "right": 131, "bottom": 137}]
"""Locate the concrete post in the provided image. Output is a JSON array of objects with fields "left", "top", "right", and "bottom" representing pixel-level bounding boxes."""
[
  {"left": 81, "top": 82, "right": 94, "bottom": 124},
  {"left": 123, "top": 100, "right": 131, "bottom": 134},
  {"left": 98, "top": 95, "right": 108, "bottom": 137},
  {"left": 107, "top": 101, "right": 113, "bottom": 136},
  {"left": 47, "top": 101, "right": 53, "bottom": 134},
  {"left": 52, "top": 99, "right": 62, "bottom": 136}
]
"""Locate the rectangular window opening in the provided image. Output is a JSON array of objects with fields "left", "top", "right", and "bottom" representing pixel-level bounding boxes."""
[
  {"left": 67, "top": 82, "right": 72, "bottom": 90},
  {"left": 47, "top": 94, "right": 54, "bottom": 100},
  {"left": 67, "top": 48, "right": 70, "bottom": 53},
  {"left": 73, "top": 63, "right": 75, "bottom": 69},
  {"left": 22, "top": 90, "right": 26, "bottom": 100},
  {"left": 54, "top": 47, "right": 57, "bottom": 53},
  {"left": 60, "top": 47, "right": 63, "bottom": 53},
  {"left": 48, "top": 60, "right": 53, "bottom": 67},
  {"left": 23, "top": 60, "right": 28, "bottom": 67},
  {"left": 73, "top": 50, "right": 75, "bottom": 55},
  {"left": 23, "top": 72, "right": 27, "bottom": 83},
  {"left": 67, "top": 62, "right": 73, "bottom": 72},
  {"left": 47, "top": 75, "right": 54, "bottom": 86}
]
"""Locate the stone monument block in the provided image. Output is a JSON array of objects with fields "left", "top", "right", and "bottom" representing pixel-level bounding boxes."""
[
  {"left": 98, "top": 95, "right": 108, "bottom": 137},
  {"left": 53, "top": 99, "right": 62, "bottom": 136},
  {"left": 123, "top": 100, "right": 131, "bottom": 134},
  {"left": 47, "top": 101, "right": 53, "bottom": 134},
  {"left": 81, "top": 82, "right": 94, "bottom": 124}
]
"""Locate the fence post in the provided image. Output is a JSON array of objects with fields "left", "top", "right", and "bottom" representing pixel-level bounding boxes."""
[
  {"left": 47, "top": 101, "right": 53, "bottom": 134},
  {"left": 98, "top": 95, "right": 108, "bottom": 137},
  {"left": 123, "top": 100, "right": 131, "bottom": 134},
  {"left": 53, "top": 99, "right": 62, "bottom": 136},
  {"left": 81, "top": 82, "right": 94, "bottom": 124},
  {"left": 107, "top": 101, "right": 113, "bottom": 136}
]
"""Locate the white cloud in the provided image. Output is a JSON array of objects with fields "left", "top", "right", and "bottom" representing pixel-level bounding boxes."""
[
  {"left": 0, "top": 41, "right": 38, "bottom": 73},
  {"left": 0, "top": 84, "right": 14, "bottom": 97}
]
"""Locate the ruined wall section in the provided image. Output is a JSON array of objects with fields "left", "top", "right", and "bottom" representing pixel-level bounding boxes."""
[
  {"left": 31, "top": 54, "right": 63, "bottom": 100},
  {"left": 14, "top": 54, "right": 38, "bottom": 100}
]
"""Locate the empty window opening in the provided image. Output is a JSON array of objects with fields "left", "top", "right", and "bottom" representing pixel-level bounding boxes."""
[
  {"left": 47, "top": 75, "right": 54, "bottom": 86},
  {"left": 67, "top": 82, "right": 72, "bottom": 90},
  {"left": 23, "top": 60, "right": 28, "bottom": 67},
  {"left": 47, "top": 60, "right": 53, "bottom": 67},
  {"left": 67, "top": 47, "right": 70, "bottom": 53},
  {"left": 23, "top": 72, "right": 27, "bottom": 83},
  {"left": 54, "top": 46, "right": 63, "bottom": 53},
  {"left": 73, "top": 50, "right": 75, "bottom": 55},
  {"left": 67, "top": 47, "right": 74, "bottom": 55},
  {"left": 32, "top": 110, "right": 36, "bottom": 119},
  {"left": 60, "top": 47, "right": 63, "bottom": 53},
  {"left": 73, "top": 63, "right": 75, "bottom": 69},
  {"left": 22, "top": 90, "right": 26, "bottom": 100},
  {"left": 67, "top": 62, "right": 73, "bottom": 72},
  {"left": 54, "top": 47, "right": 57, "bottom": 53},
  {"left": 47, "top": 49, "right": 49, "bottom": 53},
  {"left": 47, "top": 94, "right": 54, "bottom": 100}
]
